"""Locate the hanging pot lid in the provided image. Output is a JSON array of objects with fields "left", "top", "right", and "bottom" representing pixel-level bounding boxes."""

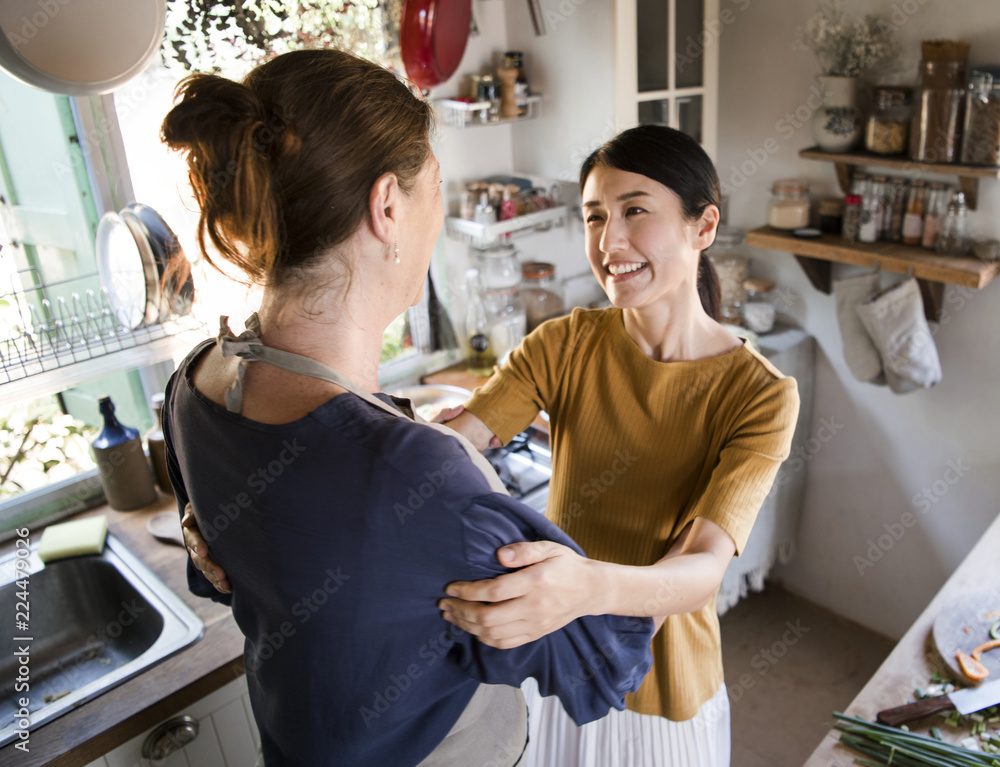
[
  {"left": 400, "top": 0, "right": 471, "bottom": 91},
  {"left": 0, "top": 0, "right": 165, "bottom": 96}
]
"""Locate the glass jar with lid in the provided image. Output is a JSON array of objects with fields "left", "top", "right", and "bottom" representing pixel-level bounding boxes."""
[
  {"left": 707, "top": 226, "right": 748, "bottom": 323},
  {"left": 767, "top": 179, "right": 810, "bottom": 230},
  {"left": 520, "top": 261, "right": 565, "bottom": 332},
  {"left": 961, "top": 66, "right": 1000, "bottom": 166},
  {"left": 865, "top": 86, "right": 912, "bottom": 155},
  {"left": 471, "top": 244, "right": 521, "bottom": 291}
]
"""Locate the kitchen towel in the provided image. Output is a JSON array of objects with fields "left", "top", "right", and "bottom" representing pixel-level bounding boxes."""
[
  {"left": 833, "top": 272, "right": 885, "bottom": 384},
  {"left": 855, "top": 278, "right": 942, "bottom": 394}
]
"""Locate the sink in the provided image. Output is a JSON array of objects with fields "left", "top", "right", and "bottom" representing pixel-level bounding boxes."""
[{"left": 0, "top": 533, "right": 204, "bottom": 746}]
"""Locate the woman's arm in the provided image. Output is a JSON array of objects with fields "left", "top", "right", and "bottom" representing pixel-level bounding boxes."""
[{"left": 438, "top": 517, "right": 734, "bottom": 649}]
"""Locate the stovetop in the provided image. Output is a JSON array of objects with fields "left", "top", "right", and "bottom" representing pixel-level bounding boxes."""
[{"left": 483, "top": 428, "right": 551, "bottom": 514}]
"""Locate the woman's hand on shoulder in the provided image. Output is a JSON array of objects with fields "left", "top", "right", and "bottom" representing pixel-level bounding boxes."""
[
  {"left": 438, "top": 541, "right": 603, "bottom": 649},
  {"left": 181, "top": 503, "right": 232, "bottom": 594}
]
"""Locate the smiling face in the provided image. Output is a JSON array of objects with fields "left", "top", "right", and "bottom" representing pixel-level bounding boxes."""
[{"left": 582, "top": 165, "right": 717, "bottom": 312}]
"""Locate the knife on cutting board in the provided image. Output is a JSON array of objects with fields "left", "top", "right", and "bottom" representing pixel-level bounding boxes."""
[{"left": 877, "top": 677, "right": 1000, "bottom": 727}]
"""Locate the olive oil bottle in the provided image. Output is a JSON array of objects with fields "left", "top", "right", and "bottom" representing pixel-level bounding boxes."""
[{"left": 465, "top": 267, "right": 496, "bottom": 377}]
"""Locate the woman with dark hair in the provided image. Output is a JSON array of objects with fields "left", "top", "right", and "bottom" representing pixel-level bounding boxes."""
[
  {"left": 437, "top": 125, "right": 801, "bottom": 765},
  {"left": 159, "top": 49, "right": 655, "bottom": 767}
]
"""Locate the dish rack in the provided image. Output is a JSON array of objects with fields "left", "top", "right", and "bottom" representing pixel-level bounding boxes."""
[{"left": 0, "top": 267, "right": 207, "bottom": 406}]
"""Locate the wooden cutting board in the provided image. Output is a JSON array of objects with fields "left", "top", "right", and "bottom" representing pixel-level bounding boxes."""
[{"left": 932, "top": 589, "right": 1000, "bottom": 683}]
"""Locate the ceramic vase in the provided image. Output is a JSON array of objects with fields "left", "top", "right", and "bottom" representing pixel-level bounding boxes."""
[{"left": 811, "top": 75, "right": 862, "bottom": 152}]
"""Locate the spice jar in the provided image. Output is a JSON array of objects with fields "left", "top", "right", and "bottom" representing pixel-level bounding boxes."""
[
  {"left": 921, "top": 183, "right": 948, "bottom": 250},
  {"left": 520, "top": 262, "right": 565, "bottom": 332},
  {"left": 818, "top": 198, "right": 844, "bottom": 234},
  {"left": 961, "top": 66, "right": 1000, "bottom": 166},
  {"left": 936, "top": 190, "right": 970, "bottom": 256},
  {"left": 865, "top": 86, "right": 911, "bottom": 155},
  {"left": 901, "top": 180, "right": 927, "bottom": 246},
  {"left": 842, "top": 195, "right": 862, "bottom": 243},
  {"left": 707, "top": 227, "right": 748, "bottom": 323},
  {"left": 767, "top": 179, "right": 810, "bottom": 230}
]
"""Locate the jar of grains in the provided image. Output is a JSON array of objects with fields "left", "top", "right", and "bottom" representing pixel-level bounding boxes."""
[
  {"left": 961, "top": 67, "right": 1000, "bottom": 166},
  {"left": 865, "top": 86, "right": 911, "bottom": 155},
  {"left": 767, "top": 179, "right": 811, "bottom": 230},
  {"left": 707, "top": 226, "right": 748, "bottom": 323}
]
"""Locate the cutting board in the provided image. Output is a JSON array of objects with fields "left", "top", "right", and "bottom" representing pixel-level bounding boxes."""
[{"left": 932, "top": 589, "right": 1000, "bottom": 682}]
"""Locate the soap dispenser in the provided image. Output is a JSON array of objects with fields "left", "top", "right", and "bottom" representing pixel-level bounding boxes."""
[{"left": 91, "top": 395, "right": 157, "bottom": 510}]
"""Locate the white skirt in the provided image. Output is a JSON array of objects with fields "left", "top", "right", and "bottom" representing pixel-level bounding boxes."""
[{"left": 519, "top": 678, "right": 731, "bottom": 767}]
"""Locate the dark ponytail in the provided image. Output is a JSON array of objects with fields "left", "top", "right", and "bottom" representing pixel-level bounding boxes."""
[
  {"left": 697, "top": 253, "right": 721, "bottom": 322},
  {"left": 580, "top": 125, "right": 722, "bottom": 320}
]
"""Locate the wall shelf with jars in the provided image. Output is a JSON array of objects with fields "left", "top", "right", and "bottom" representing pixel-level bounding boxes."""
[
  {"left": 745, "top": 225, "right": 999, "bottom": 322},
  {"left": 434, "top": 95, "right": 543, "bottom": 128},
  {"left": 798, "top": 146, "right": 1000, "bottom": 210}
]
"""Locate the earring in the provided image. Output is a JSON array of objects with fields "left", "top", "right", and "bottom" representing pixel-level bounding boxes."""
[{"left": 394, "top": 244, "right": 400, "bottom": 265}]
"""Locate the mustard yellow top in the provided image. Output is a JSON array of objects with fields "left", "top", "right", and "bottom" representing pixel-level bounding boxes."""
[{"left": 465, "top": 307, "right": 800, "bottom": 721}]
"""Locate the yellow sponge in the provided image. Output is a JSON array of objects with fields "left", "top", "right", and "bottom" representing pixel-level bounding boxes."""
[{"left": 38, "top": 516, "right": 108, "bottom": 563}]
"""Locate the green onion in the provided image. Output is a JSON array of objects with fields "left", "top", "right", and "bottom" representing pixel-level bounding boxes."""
[{"left": 834, "top": 712, "right": 1000, "bottom": 766}]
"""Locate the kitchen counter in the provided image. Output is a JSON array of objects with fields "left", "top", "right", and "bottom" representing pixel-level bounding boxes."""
[
  {"left": 804, "top": 509, "right": 1000, "bottom": 764},
  {"left": 0, "top": 495, "right": 244, "bottom": 767}
]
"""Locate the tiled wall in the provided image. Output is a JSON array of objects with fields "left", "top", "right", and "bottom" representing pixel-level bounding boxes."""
[{"left": 85, "top": 676, "right": 259, "bottom": 767}]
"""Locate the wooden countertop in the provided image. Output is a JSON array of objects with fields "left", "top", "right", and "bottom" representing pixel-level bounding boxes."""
[
  {"left": 0, "top": 495, "right": 244, "bottom": 767},
  {"left": 805, "top": 510, "right": 1000, "bottom": 765}
]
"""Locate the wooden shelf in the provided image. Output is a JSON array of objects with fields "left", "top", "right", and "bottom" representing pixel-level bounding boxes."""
[
  {"left": 746, "top": 226, "right": 999, "bottom": 321},
  {"left": 746, "top": 227, "right": 998, "bottom": 288},
  {"left": 798, "top": 146, "right": 1000, "bottom": 210}
]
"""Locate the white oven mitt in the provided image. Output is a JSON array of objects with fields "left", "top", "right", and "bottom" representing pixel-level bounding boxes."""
[
  {"left": 855, "top": 278, "right": 942, "bottom": 394},
  {"left": 833, "top": 273, "right": 885, "bottom": 384}
]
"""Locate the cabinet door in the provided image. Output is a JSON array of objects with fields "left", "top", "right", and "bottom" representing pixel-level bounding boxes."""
[{"left": 614, "top": 0, "right": 719, "bottom": 159}]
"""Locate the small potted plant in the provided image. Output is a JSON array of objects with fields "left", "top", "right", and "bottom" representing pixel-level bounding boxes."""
[{"left": 794, "top": 0, "right": 896, "bottom": 152}]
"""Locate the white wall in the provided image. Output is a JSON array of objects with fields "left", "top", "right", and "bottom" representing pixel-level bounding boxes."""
[{"left": 716, "top": 0, "right": 1000, "bottom": 639}]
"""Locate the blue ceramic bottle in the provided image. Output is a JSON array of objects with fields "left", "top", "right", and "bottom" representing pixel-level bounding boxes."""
[{"left": 91, "top": 395, "right": 157, "bottom": 510}]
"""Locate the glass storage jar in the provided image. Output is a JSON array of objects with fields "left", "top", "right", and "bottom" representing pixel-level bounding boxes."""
[
  {"left": 471, "top": 244, "right": 521, "bottom": 291},
  {"left": 961, "top": 66, "right": 1000, "bottom": 166},
  {"left": 520, "top": 261, "right": 565, "bottom": 332},
  {"left": 910, "top": 58, "right": 967, "bottom": 163},
  {"left": 707, "top": 226, "right": 748, "bottom": 323},
  {"left": 865, "top": 86, "right": 911, "bottom": 155},
  {"left": 767, "top": 179, "right": 811, "bottom": 230}
]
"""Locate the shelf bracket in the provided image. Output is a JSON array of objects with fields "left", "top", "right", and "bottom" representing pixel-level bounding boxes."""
[
  {"left": 791, "top": 253, "right": 946, "bottom": 323},
  {"left": 793, "top": 255, "right": 833, "bottom": 294},
  {"left": 917, "top": 279, "right": 945, "bottom": 323},
  {"left": 833, "top": 162, "right": 856, "bottom": 196}
]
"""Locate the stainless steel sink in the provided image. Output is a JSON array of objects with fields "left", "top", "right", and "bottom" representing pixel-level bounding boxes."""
[{"left": 0, "top": 533, "right": 204, "bottom": 746}]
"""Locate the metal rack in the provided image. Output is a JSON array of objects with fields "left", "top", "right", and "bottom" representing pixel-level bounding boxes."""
[{"left": 0, "top": 267, "right": 208, "bottom": 406}]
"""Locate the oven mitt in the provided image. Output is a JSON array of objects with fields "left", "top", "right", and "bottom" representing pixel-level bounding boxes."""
[
  {"left": 833, "top": 273, "right": 885, "bottom": 384},
  {"left": 855, "top": 278, "right": 942, "bottom": 394}
]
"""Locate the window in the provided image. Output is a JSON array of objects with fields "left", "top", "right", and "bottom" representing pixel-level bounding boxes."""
[
  {"left": 614, "top": 0, "right": 720, "bottom": 157},
  {"left": 0, "top": 46, "right": 451, "bottom": 535}
]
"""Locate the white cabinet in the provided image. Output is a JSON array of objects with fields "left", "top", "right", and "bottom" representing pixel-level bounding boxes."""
[
  {"left": 614, "top": 0, "right": 720, "bottom": 157},
  {"left": 85, "top": 676, "right": 259, "bottom": 767}
]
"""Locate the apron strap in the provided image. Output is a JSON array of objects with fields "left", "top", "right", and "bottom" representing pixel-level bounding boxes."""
[{"left": 216, "top": 314, "right": 508, "bottom": 495}]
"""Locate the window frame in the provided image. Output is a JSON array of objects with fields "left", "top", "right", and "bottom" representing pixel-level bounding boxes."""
[{"left": 0, "top": 86, "right": 450, "bottom": 538}]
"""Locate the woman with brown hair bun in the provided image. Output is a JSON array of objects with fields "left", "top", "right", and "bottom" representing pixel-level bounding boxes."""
[{"left": 159, "top": 49, "right": 653, "bottom": 767}]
